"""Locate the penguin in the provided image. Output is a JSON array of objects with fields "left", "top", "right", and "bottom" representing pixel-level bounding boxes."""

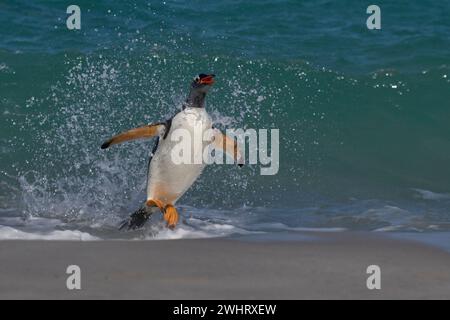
[{"left": 101, "top": 74, "right": 243, "bottom": 230}]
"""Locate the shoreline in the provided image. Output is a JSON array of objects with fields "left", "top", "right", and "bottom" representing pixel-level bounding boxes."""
[{"left": 1, "top": 232, "right": 450, "bottom": 299}]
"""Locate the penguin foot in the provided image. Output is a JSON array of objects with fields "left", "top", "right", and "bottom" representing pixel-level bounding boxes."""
[
  {"left": 163, "top": 204, "right": 179, "bottom": 230},
  {"left": 119, "top": 206, "right": 153, "bottom": 231},
  {"left": 146, "top": 199, "right": 164, "bottom": 211}
]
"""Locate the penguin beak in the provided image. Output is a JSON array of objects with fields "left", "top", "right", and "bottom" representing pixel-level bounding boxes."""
[{"left": 199, "top": 74, "right": 215, "bottom": 85}]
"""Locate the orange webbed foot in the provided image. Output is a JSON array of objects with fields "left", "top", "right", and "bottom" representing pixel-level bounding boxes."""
[
  {"left": 164, "top": 205, "right": 179, "bottom": 230},
  {"left": 146, "top": 199, "right": 164, "bottom": 211}
]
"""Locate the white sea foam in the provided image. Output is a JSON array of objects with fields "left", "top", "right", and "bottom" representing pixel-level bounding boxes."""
[
  {"left": 142, "top": 216, "right": 255, "bottom": 240},
  {"left": 412, "top": 188, "right": 450, "bottom": 201},
  {"left": 0, "top": 213, "right": 253, "bottom": 241},
  {"left": 0, "top": 226, "right": 98, "bottom": 240},
  {"left": 245, "top": 222, "right": 346, "bottom": 233},
  {"left": 147, "top": 226, "right": 213, "bottom": 240},
  {"left": 289, "top": 227, "right": 347, "bottom": 232},
  {"left": 0, "top": 216, "right": 98, "bottom": 240}
]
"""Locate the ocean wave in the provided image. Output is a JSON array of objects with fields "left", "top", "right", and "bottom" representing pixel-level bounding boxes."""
[
  {"left": 1, "top": 2, "right": 450, "bottom": 238},
  {"left": 0, "top": 226, "right": 97, "bottom": 240},
  {"left": 412, "top": 188, "right": 450, "bottom": 201}
]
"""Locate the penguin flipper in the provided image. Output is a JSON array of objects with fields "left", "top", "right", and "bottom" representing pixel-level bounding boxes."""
[
  {"left": 212, "top": 128, "right": 244, "bottom": 166},
  {"left": 101, "top": 123, "right": 165, "bottom": 149}
]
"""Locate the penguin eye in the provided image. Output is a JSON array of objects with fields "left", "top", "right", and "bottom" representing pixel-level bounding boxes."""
[{"left": 194, "top": 76, "right": 200, "bottom": 82}]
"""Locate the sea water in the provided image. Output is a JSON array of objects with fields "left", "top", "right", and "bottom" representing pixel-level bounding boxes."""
[{"left": 0, "top": 1, "right": 449, "bottom": 248}]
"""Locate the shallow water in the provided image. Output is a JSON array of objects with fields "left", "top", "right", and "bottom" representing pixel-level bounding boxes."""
[{"left": 1, "top": 1, "right": 449, "bottom": 243}]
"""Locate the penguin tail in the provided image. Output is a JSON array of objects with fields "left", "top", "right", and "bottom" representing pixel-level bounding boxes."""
[{"left": 118, "top": 205, "right": 160, "bottom": 231}]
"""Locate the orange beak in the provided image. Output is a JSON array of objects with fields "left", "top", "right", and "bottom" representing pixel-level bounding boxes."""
[{"left": 199, "top": 74, "right": 215, "bottom": 85}]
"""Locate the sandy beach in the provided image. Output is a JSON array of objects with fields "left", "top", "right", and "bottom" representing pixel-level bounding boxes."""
[{"left": 1, "top": 232, "right": 449, "bottom": 300}]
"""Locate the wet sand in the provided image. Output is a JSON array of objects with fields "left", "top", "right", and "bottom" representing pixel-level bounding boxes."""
[{"left": 1, "top": 232, "right": 450, "bottom": 299}]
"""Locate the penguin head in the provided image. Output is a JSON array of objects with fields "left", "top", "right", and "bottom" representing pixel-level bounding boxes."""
[{"left": 191, "top": 74, "right": 215, "bottom": 92}]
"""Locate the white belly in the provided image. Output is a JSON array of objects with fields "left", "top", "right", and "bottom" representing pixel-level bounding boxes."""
[{"left": 147, "top": 107, "right": 212, "bottom": 204}]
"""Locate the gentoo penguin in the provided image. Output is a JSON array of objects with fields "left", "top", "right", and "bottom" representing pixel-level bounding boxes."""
[{"left": 101, "top": 74, "right": 243, "bottom": 230}]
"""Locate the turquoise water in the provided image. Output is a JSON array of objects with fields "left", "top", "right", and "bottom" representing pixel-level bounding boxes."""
[{"left": 1, "top": 1, "right": 450, "bottom": 240}]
